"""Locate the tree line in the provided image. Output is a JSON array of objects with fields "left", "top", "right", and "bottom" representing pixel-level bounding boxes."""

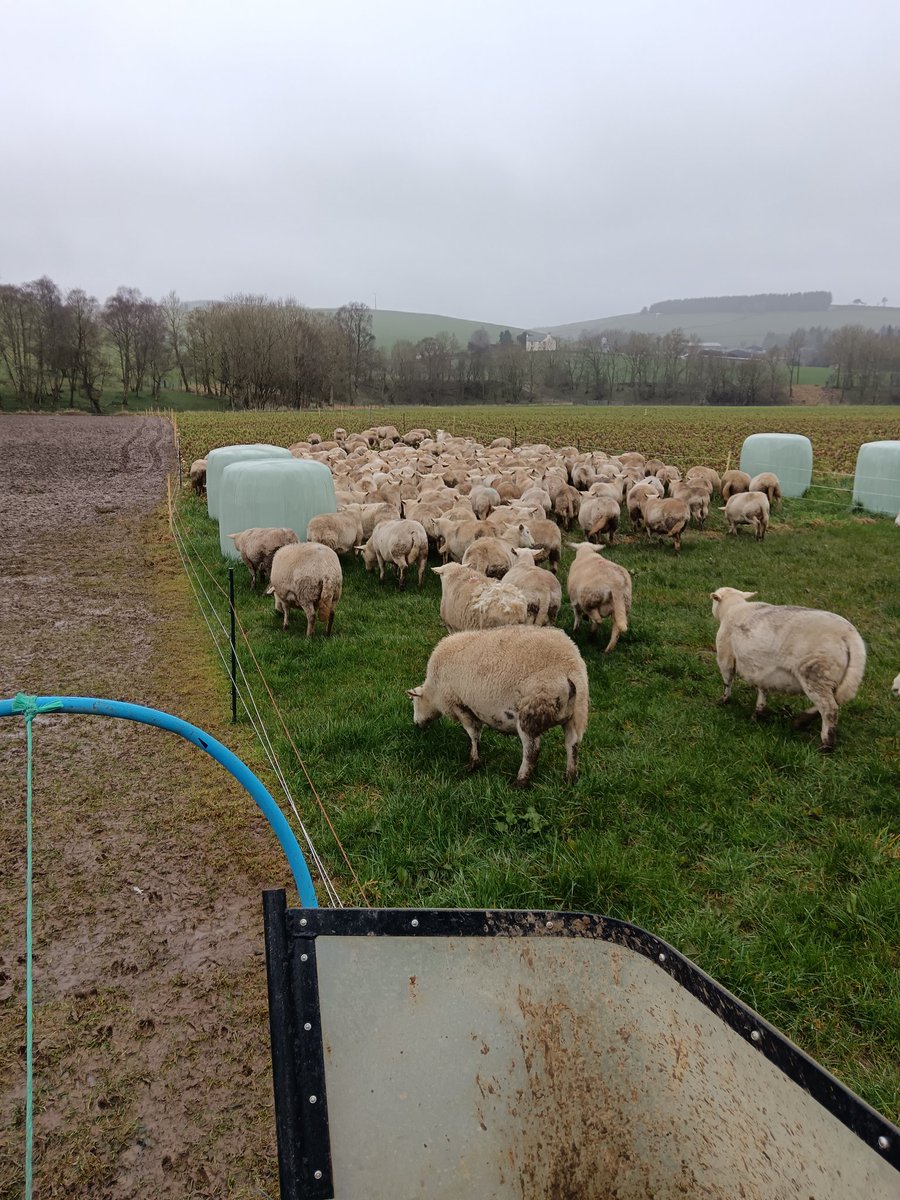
[
  {"left": 647, "top": 291, "right": 832, "bottom": 315},
  {"left": 1, "top": 276, "right": 898, "bottom": 409}
]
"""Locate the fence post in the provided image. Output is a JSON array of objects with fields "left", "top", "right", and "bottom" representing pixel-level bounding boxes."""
[{"left": 228, "top": 568, "right": 238, "bottom": 724}]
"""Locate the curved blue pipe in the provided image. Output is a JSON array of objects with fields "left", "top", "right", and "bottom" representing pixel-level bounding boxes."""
[{"left": 0, "top": 696, "right": 318, "bottom": 907}]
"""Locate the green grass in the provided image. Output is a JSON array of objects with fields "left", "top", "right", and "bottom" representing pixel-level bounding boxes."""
[{"left": 174, "top": 478, "right": 900, "bottom": 1119}]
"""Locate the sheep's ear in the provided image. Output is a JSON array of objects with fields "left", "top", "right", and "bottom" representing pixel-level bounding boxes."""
[
  {"left": 432, "top": 564, "right": 449, "bottom": 575},
  {"left": 718, "top": 506, "right": 727, "bottom": 511},
  {"left": 710, "top": 589, "right": 724, "bottom": 601},
  {"left": 406, "top": 687, "right": 423, "bottom": 698},
  {"left": 227, "top": 533, "right": 238, "bottom": 540},
  {"left": 566, "top": 541, "right": 582, "bottom": 551},
  {"left": 742, "top": 591, "right": 758, "bottom": 600},
  {"left": 354, "top": 544, "right": 366, "bottom": 552},
  {"left": 265, "top": 585, "right": 275, "bottom": 596}
]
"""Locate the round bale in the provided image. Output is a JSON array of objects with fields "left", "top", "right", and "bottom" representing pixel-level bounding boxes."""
[
  {"left": 852, "top": 440, "right": 900, "bottom": 517},
  {"left": 206, "top": 444, "right": 293, "bottom": 519},
  {"left": 739, "top": 433, "right": 812, "bottom": 499},
  {"left": 218, "top": 458, "right": 337, "bottom": 559}
]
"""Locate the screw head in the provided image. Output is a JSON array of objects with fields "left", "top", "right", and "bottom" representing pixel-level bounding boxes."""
[
  {"left": 878, "top": 1135, "right": 889, "bottom": 1151},
  {"left": 411, "top": 918, "right": 419, "bottom": 928},
  {"left": 545, "top": 920, "right": 554, "bottom": 929},
  {"left": 303, "top": 1021, "right": 312, "bottom": 1031},
  {"left": 751, "top": 1030, "right": 761, "bottom": 1043},
  {"left": 300, "top": 953, "right": 308, "bottom": 962},
  {"left": 300, "top": 918, "right": 308, "bottom": 926},
  {"left": 314, "top": 1170, "right": 323, "bottom": 1180},
  {"left": 658, "top": 953, "right": 666, "bottom": 964},
  {"left": 309, "top": 1094, "right": 317, "bottom": 1104}
]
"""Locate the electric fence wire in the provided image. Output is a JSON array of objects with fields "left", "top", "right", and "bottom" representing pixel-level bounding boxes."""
[{"left": 169, "top": 508, "right": 346, "bottom": 907}]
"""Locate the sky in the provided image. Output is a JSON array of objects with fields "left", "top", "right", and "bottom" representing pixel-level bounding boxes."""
[{"left": 3, "top": 0, "right": 899, "bottom": 327}]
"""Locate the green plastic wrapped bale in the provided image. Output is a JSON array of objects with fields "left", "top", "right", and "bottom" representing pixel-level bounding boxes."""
[
  {"left": 739, "top": 433, "right": 812, "bottom": 498},
  {"left": 206, "top": 444, "right": 293, "bottom": 520},
  {"left": 852, "top": 440, "right": 900, "bottom": 516},
  {"left": 218, "top": 459, "right": 337, "bottom": 559}
]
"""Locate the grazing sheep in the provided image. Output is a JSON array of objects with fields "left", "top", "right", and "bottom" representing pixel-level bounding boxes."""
[
  {"left": 266, "top": 543, "right": 342, "bottom": 635},
  {"left": 749, "top": 472, "right": 783, "bottom": 510},
  {"left": 626, "top": 481, "right": 662, "bottom": 531},
  {"left": 462, "top": 536, "right": 516, "bottom": 578},
  {"left": 227, "top": 527, "right": 299, "bottom": 589},
  {"left": 434, "top": 516, "right": 485, "bottom": 563},
  {"left": 520, "top": 486, "right": 552, "bottom": 514},
  {"left": 407, "top": 626, "right": 589, "bottom": 785},
  {"left": 721, "top": 469, "right": 752, "bottom": 500},
  {"left": 522, "top": 518, "right": 562, "bottom": 573},
  {"left": 641, "top": 497, "right": 691, "bottom": 553},
  {"left": 670, "top": 481, "right": 711, "bottom": 530},
  {"left": 306, "top": 510, "right": 363, "bottom": 555},
  {"left": 505, "top": 548, "right": 563, "bottom": 626},
  {"left": 686, "top": 466, "right": 722, "bottom": 495},
  {"left": 357, "top": 519, "right": 429, "bottom": 588},
  {"left": 566, "top": 542, "right": 632, "bottom": 652},
  {"left": 722, "top": 492, "right": 770, "bottom": 541},
  {"left": 552, "top": 484, "right": 583, "bottom": 530},
  {"left": 710, "top": 587, "right": 866, "bottom": 751},
  {"left": 892, "top": 673, "right": 900, "bottom": 698},
  {"left": 189, "top": 458, "right": 207, "bottom": 495},
  {"left": 656, "top": 465, "right": 682, "bottom": 491},
  {"left": 469, "top": 485, "right": 501, "bottom": 519},
  {"left": 578, "top": 496, "right": 620, "bottom": 544},
  {"left": 432, "top": 563, "right": 528, "bottom": 632}
]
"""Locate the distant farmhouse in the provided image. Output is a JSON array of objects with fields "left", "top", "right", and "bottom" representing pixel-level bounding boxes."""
[{"left": 524, "top": 331, "right": 557, "bottom": 352}]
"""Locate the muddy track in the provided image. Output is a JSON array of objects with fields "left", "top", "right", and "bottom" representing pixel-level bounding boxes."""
[{"left": 0, "top": 415, "right": 287, "bottom": 1199}]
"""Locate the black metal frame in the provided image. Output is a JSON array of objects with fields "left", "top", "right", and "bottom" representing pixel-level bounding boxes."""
[{"left": 263, "top": 891, "right": 900, "bottom": 1199}]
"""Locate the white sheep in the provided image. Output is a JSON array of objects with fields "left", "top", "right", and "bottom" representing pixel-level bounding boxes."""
[
  {"left": 722, "top": 492, "right": 770, "bottom": 540},
  {"left": 227, "top": 526, "right": 299, "bottom": 589},
  {"left": 641, "top": 496, "right": 691, "bottom": 552},
  {"left": 892, "top": 673, "right": 900, "bottom": 697},
  {"left": 407, "top": 626, "right": 589, "bottom": 785},
  {"left": 710, "top": 587, "right": 866, "bottom": 751},
  {"left": 357, "top": 519, "right": 429, "bottom": 588},
  {"left": 721, "top": 469, "right": 752, "bottom": 500},
  {"left": 461, "top": 536, "right": 516, "bottom": 578},
  {"left": 566, "top": 542, "right": 632, "bottom": 652},
  {"left": 306, "top": 510, "right": 363, "bottom": 555},
  {"left": 432, "top": 563, "right": 528, "bottom": 632},
  {"left": 505, "top": 548, "right": 563, "bottom": 626},
  {"left": 749, "top": 472, "right": 783, "bottom": 510},
  {"left": 189, "top": 458, "right": 207, "bottom": 495},
  {"left": 578, "top": 496, "right": 620, "bottom": 544},
  {"left": 266, "top": 543, "right": 343, "bottom": 635}
]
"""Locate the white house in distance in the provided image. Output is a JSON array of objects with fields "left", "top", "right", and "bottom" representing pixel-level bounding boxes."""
[{"left": 524, "top": 331, "right": 557, "bottom": 352}]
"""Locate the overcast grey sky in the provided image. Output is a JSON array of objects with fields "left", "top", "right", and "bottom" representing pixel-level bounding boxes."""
[{"left": 3, "top": 0, "right": 899, "bottom": 326}]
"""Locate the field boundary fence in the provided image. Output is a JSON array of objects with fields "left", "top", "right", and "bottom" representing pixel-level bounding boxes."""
[{"left": 166, "top": 477, "right": 369, "bottom": 908}]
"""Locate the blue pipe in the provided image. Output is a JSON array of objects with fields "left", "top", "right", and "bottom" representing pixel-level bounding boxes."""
[{"left": 0, "top": 696, "right": 318, "bottom": 907}]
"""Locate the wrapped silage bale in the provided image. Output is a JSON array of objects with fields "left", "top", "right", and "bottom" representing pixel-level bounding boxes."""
[
  {"left": 218, "top": 458, "right": 337, "bottom": 559},
  {"left": 206, "top": 444, "right": 293, "bottom": 519},
  {"left": 852, "top": 440, "right": 900, "bottom": 516},
  {"left": 739, "top": 433, "right": 812, "bottom": 498}
]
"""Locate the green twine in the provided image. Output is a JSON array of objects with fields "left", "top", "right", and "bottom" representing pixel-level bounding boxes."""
[{"left": 11, "top": 694, "right": 62, "bottom": 1200}]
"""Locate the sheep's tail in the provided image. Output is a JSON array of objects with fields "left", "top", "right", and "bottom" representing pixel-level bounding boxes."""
[
  {"left": 316, "top": 578, "right": 336, "bottom": 621},
  {"left": 835, "top": 629, "right": 867, "bottom": 704},
  {"left": 518, "top": 676, "right": 577, "bottom": 736}
]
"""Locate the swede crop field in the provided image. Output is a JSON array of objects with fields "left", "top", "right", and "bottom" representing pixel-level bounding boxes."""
[{"left": 174, "top": 407, "right": 899, "bottom": 1119}]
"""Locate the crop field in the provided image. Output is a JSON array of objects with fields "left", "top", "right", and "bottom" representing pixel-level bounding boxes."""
[
  {"left": 178, "top": 403, "right": 900, "bottom": 475},
  {"left": 171, "top": 407, "right": 900, "bottom": 1120}
]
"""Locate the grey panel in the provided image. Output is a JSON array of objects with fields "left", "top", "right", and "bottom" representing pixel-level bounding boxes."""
[{"left": 315, "top": 935, "right": 896, "bottom": 1199}]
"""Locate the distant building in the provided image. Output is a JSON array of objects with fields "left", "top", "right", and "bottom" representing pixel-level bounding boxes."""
[{"left": 524, "top": 332, "right": 557, "bottom": 352}]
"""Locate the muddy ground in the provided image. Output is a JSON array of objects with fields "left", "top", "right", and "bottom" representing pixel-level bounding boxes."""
[{"left": 0, "top": 415, "right": 292, "bottom": 1198}]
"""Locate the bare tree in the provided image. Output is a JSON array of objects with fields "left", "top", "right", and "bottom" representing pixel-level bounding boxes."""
[
  {"left": 64, "top": 289, "right": 109, "bottom": 412},
  {"left": 334, "top": 302, "right": 375, "bottom": 402},
  {"left": 159, "top": 291, "right": 191, "bottom": 391},
  {"left": 103, "top": 287, "right": 144, "bottom": 405}
]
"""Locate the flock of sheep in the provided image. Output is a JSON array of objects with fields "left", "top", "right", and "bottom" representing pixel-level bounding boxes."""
[{"left": 190, "top": 423, "right": 872, "bottom": 783}]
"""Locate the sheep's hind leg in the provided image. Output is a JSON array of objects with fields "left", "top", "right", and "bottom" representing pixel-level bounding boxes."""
[
  {"left": 794, "top": 676, "right": 839, "bottom": 751},
  {"left": 752, "top": 689, "right": 769, "bottom": 720},
  {"left": 512, "top": 726, "right": 541, "bottom": 788},
  {"left": 563, "top": 721, "right": 581, "bottom": 782},
  {"left": 301, "top": 604, "right": 316, "bottom": 637},
  {"left": 454, "top": 706, "right": 483, "bottom": 771}
]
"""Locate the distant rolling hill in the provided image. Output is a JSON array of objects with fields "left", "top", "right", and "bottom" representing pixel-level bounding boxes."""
[
  {"left": 337, "top": 309, "right": 525, "bottom": 350},
  {"left": 541, "top": 305, "right": 900, "bottom": 346}
]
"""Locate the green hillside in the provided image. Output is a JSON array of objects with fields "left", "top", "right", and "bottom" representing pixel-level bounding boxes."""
[
  {"left": 543, "top": 305, "right": 900, "bottom": 346},
  {"left": 320, "top": 309, "right": 525, "bottom": 350}
]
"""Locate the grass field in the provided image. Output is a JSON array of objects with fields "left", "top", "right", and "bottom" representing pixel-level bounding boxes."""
[{"left": 171, "top": 407, "right": 899, "bottom": 1119}]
